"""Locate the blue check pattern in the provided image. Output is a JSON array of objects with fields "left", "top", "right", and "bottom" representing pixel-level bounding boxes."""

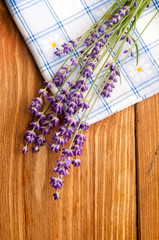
[{"left": 5, "top": 0, "right": 159, "bottom": 124}]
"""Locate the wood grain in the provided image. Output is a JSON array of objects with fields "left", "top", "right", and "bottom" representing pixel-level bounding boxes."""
[
  {"left": 136, "top": 95, "right": 159, "bottom": 240},
  {"left": 0, "top": 1, "right": 159, "bottom": 239}
]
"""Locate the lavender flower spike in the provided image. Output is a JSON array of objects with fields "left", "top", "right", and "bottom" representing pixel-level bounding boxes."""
[
  {"left": 53, "top": 192, "right": 60, "bottom": 200},
  {"left": 22, "top": 0, "right": 154, "bottom": 200},
  {"left": 22, "top": 145, "right": 28, "bottom": 154}
]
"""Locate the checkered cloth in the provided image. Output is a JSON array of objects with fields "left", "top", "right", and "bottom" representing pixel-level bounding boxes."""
[{"left": 5, "top": 0, "right": 159, "bottom": 124}]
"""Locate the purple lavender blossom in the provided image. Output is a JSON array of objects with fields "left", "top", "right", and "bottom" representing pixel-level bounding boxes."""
[
  {"left": 54, "top": 167, "right": 69, "bottom": 177},
  {"left": 50, "top": 177, "right": 65, "bottom": 190},
  {"left": 54, "top": 131, "right": 67, "bottom": 146},
  {"left": 107, "top": 6, "right": 130, "bottom": 28},
  {"left": 32, "top": 146, "right": 40, "bottom": 153},
  {"left": 66, "top": 106, "right": 76, "bottom": 116},
  {"left": 72, "top": 90, "right": 83, "bottom": 99},
  {"left": 75, "top": 133, "right": 86, "bottom": 142},
  {"left": 53, "top": 71, "right": 67, "bottom": 88},
  {"left": 62, "top": 43, "right": 72, "bottom": 54},
  {"left": 65, "top": 126, "right": 75, "bottom": 138},
  {"left": 82, "top": 66, "right": 93, "bottom": 79},
  {"left": 47, "top": 114, "right": 59, "bottom": 126},
  {"left": 71, "top": 144, "right": 83, "bottom": 156},
  {"left": 25, "top": 130, "right": 36, "bottom": 143},
  {"left": 62, "top": 148, "right": 74, "bottom": 157},
  {"left": 105, "top": 62, "right": 111, "bottom": 68},
  {"left": 84, "top": 36, "right": 95, "bottom": 47},
  {"left": 33, "top": 97, "right": 44, "bottom": 105},
  {"left": 38, "top": 88, "right": 48, "bottom": 98},
  {"left": 40, "top": 126, "right": 50, "bottom": 135},
  {"left": 134, "top": 1, "right": 138, "bottom": 8},
  {"left": 47, "top": 96, "right": 56, "bottom": 104},
  {"left": 79, "top": 122, "right": 90, "bottom": 132},
  {"left": 62, "top": 65, "right": 72, "bottom": 74},
  {"left": 120, "top": 34, "right": 126, "bottom": 41},
  {"left": 36, "top": 135, "right": 46, "bottom": 146},
  {"left": 56, "top": 93, "right": 67, "bottom": 103},
  {"left": 123, "top": 50, "right": 129, "bottom": 54},
  {"left": 101, "top": 63, "right": 120, "bottom": 98},
  {"left": 71, "top": 58, "right": 79, "bottom": 66},
  {"left": 30, "top": 121, "right": 40, "bottom": 130},
  {"left": 50, "top": 143, "right": 61, "bottom": 153},
  {"left": 47, "top": 121, "right": 54, "bottom": 130},
  {"left": 69, "top": 36, "right": 81, "bottom": 48},
  {"left": 126, "top": 36, "right": 132, "bottom": 45},
  {"left": 51, "top": 102, "right": 64, "bottom": 114},
  {"left": 29, "top": 97, "right": 43, "bottom": 114},
  {"left": 76, "top": 79, "right": 88, "bottom": 92},
  {"left": 35, "top": 111, "right": 46, "bottom": 121},
  {"left": 91, "top": 30, "right": 99, "bottom": 39},
  {"left": 86, "top": 59, "right": 96, "bottom": 70},
  {"left": 44, "top": 80, "right": 53, "bottom": 88},
  {"left": 61, "top": 89, "right": 70, "bottom": 98},
  {"left": 54, "top": 48, "right": 63, "bottom": 57},
  {"left": 131, "top": 50, "right": 134, "bottom": 57},
  {"left": 96, "top": 38, "right": 106, "bottom": 48},
  {"left": 79, "top": 99, "right": 90, "bottom": 110},
  {"left": 22, "top": 145, "right": 28, "bottom": 154},
  {"left": 59, "top": 125, "right": 75, "bottom": 138},
  {"left": 123, "top": 49, "right": 134, "bottom": 57},
  {"left": 53, "top": 192, "right": 60, "bottom": 200},
  {"left": 68, "top": 101, "right": 77, "bottom": 109},
  {"left": 98, "top": 24, "right": 106, "bottom": 34},
  {"left": 72, "top": 159, "right": 81, "bottom": 167},
  {"left": 55, "top": 37, "right": 81, "bottom": 57},
  {"left": 65, "top": 116, "right": 79, "bottom": 127},
  {"left": 67, "top": 81, "right": 76, "bottom": 89},
  {"left": 91, "top": 46, "right": 100, "bottom": 58},
  {"left": 119, "top": 6, "right": 130, "bottom": 16}
]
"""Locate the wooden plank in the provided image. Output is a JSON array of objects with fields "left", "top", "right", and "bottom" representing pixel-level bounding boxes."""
[
  {"left": 92, "top": 108, "right": 137, "bottom": 240},
  {"left": 136, "top": 95, "right": 159, "bottom": 240},
  {"left": 0, "top": 2, "right": 137, "bottom": 239}
]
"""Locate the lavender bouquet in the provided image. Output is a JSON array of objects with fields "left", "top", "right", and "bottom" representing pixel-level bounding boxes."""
[{"left": 23, "top": 0, "right": 158, "bottom": 200}]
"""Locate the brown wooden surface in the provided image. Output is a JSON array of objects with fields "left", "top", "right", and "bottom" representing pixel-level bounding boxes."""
[{"left": 0, "top": 1, "right": 159, "bottom": 239}]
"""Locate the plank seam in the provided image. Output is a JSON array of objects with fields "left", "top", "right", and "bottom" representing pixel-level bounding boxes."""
[{"left": 135, "top": 104, "right": 141, "bottom": 240}]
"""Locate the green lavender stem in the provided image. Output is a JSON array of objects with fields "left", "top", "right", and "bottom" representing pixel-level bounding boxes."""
[{"left": 68, "top": 1, "right": 157, "bottom": 148}]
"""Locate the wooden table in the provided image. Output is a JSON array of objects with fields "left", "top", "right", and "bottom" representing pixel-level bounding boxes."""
[{"left": 0, "top": 2, "right": 159, "bottom": 239}]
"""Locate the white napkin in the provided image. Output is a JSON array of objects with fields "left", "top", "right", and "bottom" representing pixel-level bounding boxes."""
[{"left": 5, "top": 0, "right": 159, "bottom": 124}]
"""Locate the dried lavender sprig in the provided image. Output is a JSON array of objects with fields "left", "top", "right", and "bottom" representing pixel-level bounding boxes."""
[
  {"left": 51, "top": 24, "right": 123, "bottom": 118},
  {"left": 54, "top": 48, "right": 90, "bottom": 96},
  {"left": 51, "top": 0, "right": 124, "bottom": 78},
  {"left": 22, "top": 102, "right": 51, "bottom": 153},
  {"left": 81, "top": 7, "right": 139, "bottom": 99},
  {"left": 50, "top": 36, "right": 124, "bottom": 195},
  {"left": 82, "top": 0, "right": 151, "bottom": 111},
  {"left": 58, "top": 7, "right": 133, "bottom": 95},
  {"left": 50, "top": 0, "right": 153, "bottom": 199},
  {"left": 50, "top": 33, "right": 121, "bottom": 154},
  {"left": 53, "top": 8, "right": 129, "bottom": 96},
  {"left": 54, "top": 0, "right": 152, "bottom": 104},
  {"left": 50, "top": 67, "right": 112, "bottom": 198},
  {"left": 119, "top": 2, "right": 157, "bottom": 67},
  {"left": 23, "top": 0, "right": 151, "bottom": 154},
  {"left": 24, "top": 53, "right": 90, "bottom": 152},
  {"left": 53, "top": 8, "right": 135, "bottom": 118},
  {"left": 52, "top": 0, "right": 133, "bottom": 92},
  {"left": 52, "top": 2, "right": 139, "bottom": 106},
  {"left": 68, "top": 0, "right": 153, "bottom": 150},
  {"left": 25, "top": 0, "right": 143, "bottom": 153}
]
